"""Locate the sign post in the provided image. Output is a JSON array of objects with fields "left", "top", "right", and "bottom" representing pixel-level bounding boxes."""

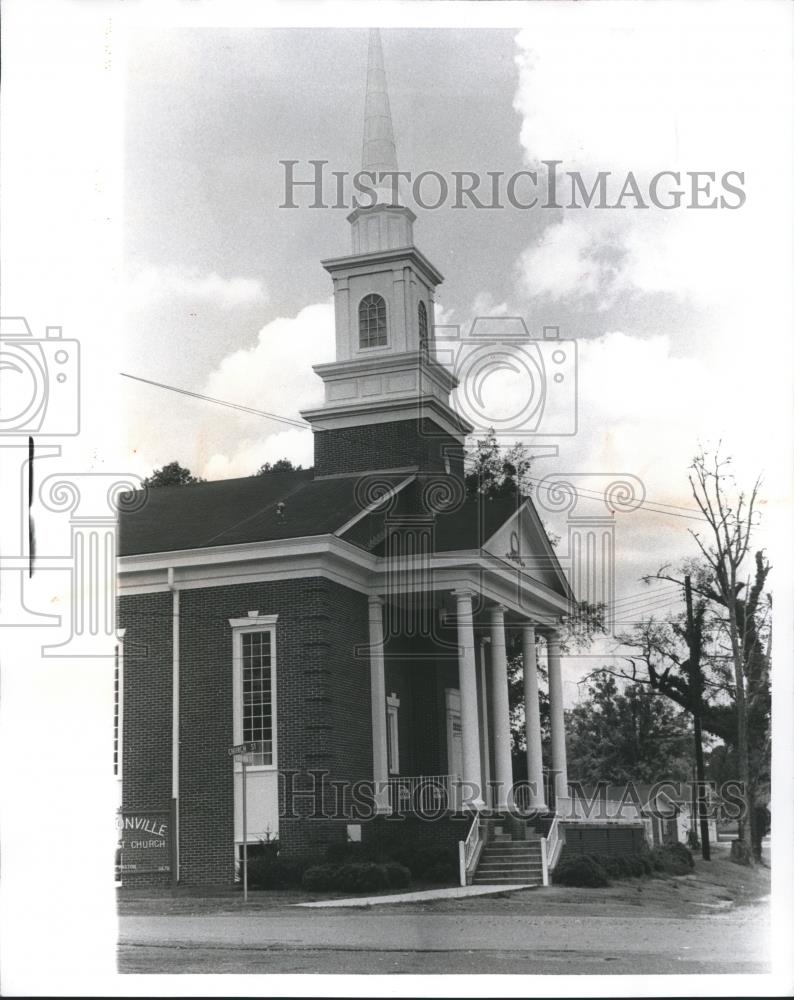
[
  {"left": 242, "top": 756, "right": 248, "bottom": 902},
  {"left": 228, "top": 743, "right": 255, "bottom": 902}
]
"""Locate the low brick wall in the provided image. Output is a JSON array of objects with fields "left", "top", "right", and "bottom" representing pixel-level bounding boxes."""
[
  {"left": 361, "top": 813, "right": 474, "bottom": 857},
  {"left": 560, "top": 822, "right": 647, "bottom": 860}
]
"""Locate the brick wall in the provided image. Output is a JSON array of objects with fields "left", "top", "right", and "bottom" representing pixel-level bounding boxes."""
[
  {"left": 314, "top": 418, "right": 465, "bottom": 477},
  {"left": 117, "top": 591, "right": 174, "bottom": 887},
  {"left": 361, "top": 813, "right": 473, "bottom": 857},
  {"left": 119, "top": 576, "right": 371, "bottom": 884},
  {"left": 560, "top": 823, "right": 647, "bottom": 860},
  {"left": 383, "top": 614, "right": 460, "bottom": 779}
]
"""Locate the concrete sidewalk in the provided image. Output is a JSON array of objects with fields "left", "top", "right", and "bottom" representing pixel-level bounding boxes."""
[{"left": 295, "top": 883, "right": 536, "bottom": 908}]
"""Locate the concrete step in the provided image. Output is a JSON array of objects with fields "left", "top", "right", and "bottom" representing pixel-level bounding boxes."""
[
  {"left": 473, "top": 876, "right": 542, "bottom": 885},
  {"left": 482, "top": 850, "right": 542, "bottom": 861},
  {"left": 480, "top": 858, "right": 540, "bottom": 865},
  {"left": 483, "top": 848, "right": 541, "bottom": 854},
  {"left": 477, "top": 866, "right": 544, "bottom": 875},
  {"left": 477, "top": 865, "right": 543, "bottom": 875},
  {"left": 480, "top": 856, "right": 541, "bottom": 864}
]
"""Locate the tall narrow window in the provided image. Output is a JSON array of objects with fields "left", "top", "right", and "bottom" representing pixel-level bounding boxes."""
[
  {"left": 359, "top": 293, "right": 387, "bottom": 348},
  {"left": 418, "top": 300, "right": 428, "bottom": 354},
  {"left": 242, "top": 631, "right": 274, "bottom": 765},
  {"left": 231, "top": 615, "right": 278, "bottom": 768}
]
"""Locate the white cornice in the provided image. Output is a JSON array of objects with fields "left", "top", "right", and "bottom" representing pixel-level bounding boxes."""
[
  {"left": 118, "top": 532, "right": 568, "bottom": 621},
  {"left": 321, "top": 245, "right": 444, "bottom": 287},
  {"left": 312, "top": 351, "right": 459, "bottom": 393},
  {"left": 300, "top": 396, "right": 472, "bottom": 438}
]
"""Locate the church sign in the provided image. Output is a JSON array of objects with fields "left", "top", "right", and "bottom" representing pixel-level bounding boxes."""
[{"left": 117, "top": 809, "right": 172, "bottom": 874}]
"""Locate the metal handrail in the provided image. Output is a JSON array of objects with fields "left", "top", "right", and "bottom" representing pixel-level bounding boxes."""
[
  {"left": 459, "top": 812, "right": 482, "bottom": 886},
  {"left": 541, "top": 814, "right": 562, "bottom": 885},
  {"left": 387, "top": 774, "right": 453, "bottom": 813}
]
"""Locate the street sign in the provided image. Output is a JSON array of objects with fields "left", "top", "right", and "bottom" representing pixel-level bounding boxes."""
[{"left": 227, "top": 743, "right": 255, "bottom": 902}]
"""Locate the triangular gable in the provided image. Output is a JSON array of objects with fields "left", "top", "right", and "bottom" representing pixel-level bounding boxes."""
[{"left": 482, "top": 495, "right": 575, "bottom": 602}]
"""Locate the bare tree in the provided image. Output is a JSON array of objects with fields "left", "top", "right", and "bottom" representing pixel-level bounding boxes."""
[
  {"left": 685, "top": 448, "right": 763, "bottom": 861},
  {"left": 590, "top": 447, "right": 771, "bottom": 862}
]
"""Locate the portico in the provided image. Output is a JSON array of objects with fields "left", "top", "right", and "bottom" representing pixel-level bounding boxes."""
[{"left": 366, "top": 575, "right": 571, "bottom": 819}]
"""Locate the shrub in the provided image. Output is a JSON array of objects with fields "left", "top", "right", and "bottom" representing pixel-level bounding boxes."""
[
  {"left": 248, "top": 837, "right": 279, "bottom": 860},
  {"left": 383, "top": 862, "right": 411, "bottom": 889},
  {"left": 649, "top": 844, "right": 694, "bottom": 875},
  {"left": 421, "top": 859, "right": 458, "bottom": 884},
  {"left": 667, "top": 843, "right": 695, "bottom": 869},
  {"left": 302, "top": 864, "right": 342, "bottom": 892},
  {"left": 324, "top": 841, "right": 372, "bottom": 864},
  {"left": 553, "top": 854, "right": 610, "bottom": 887},
  {"left": 301, "top": 861, "right": 393, "bottom": 894},
  {"left": 388, "top": 845, "right": 457, "bottom": 882},
  {"left": 245, "top": 855, "right": 305, "bottom": 889}
]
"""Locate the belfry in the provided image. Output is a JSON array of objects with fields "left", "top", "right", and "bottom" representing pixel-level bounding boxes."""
[{"left": 302, "top": 29, "right": 471, "bottom": 479}]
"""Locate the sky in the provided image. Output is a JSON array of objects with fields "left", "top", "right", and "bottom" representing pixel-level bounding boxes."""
[{"left": 118, "top": 10, "right": 793, "bottom": 686}]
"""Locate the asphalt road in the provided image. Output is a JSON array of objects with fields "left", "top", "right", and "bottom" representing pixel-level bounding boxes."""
[{"left": 118, "top": 900, "right": 770, "bottom": 974}]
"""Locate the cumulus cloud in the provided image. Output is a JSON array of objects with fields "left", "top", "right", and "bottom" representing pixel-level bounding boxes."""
[
  {"left": 510, "top": 3, "right": 792, "bottom": 489},
  {"left": 128, "top": 264, "right": 268, "bottom": 310},
  {"left": 122, "top": 301, "right": 334, "bottom": 481},
  {"left": 194, "top": 301, "right": 334, "bottom": 477}
]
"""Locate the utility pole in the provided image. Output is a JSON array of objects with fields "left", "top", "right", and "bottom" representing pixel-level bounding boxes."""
[{"left": 685, "top": 574, "right": 711, "bottom": 861}]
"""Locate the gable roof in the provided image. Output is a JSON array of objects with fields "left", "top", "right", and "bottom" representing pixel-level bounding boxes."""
[
  {"left": 118, "top": 468, "right": 572, "bottom": 610},
  {"left": 118, "top": 470, "right": 409, "bottom": 556}
]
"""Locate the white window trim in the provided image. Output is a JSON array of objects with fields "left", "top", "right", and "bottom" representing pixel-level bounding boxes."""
[
  {"left": 358, "top": 293, "right": 389, "bottom": 351},
  {"left": 386, "top": 693, "right": 400, "bottom": 776},
  {"left": 230, "top": 614, "right": 279, "bottom": 772}
]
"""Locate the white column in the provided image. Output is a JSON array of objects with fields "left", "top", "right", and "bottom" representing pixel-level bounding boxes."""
[
  {"left": 489, "top": 605, "right": 513, "bottom": 810},
  {"left": 478, "top": 638, "right": 492, "bottom": 808},
  {"left": 368, "top": 596, "right": 390, "bottom": 813},
  {"left": 522, "top": 624, "right": 547, "bottom": 811},
  {"left": 454, "top": 590, "right": 484, "bottom": 808},
  {"left": 546, "top": 629, "right": 569, "bottom": 809}
]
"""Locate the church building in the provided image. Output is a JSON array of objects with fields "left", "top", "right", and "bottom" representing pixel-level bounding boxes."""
[{"left": 116, "top": 31, "right": 609, "bottom": 887}]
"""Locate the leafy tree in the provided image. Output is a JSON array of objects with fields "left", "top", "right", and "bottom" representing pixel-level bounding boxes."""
[
  {"left": 464, "top": 430, "right": 533, "bottom": 500},
  {"left": 142, "top": 461, "right": 204, "bottom": 488},
  {"left": 256, "top": 458, "right": 303, "bottom": 475},
  {"left": 565, "top": 674, "right": 692, "bottom": 785},
  {"left": 507, "top": 610, "right": 607, "bottom": 763}
]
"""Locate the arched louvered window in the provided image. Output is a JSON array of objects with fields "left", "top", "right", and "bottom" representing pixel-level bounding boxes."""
[
  {"left": 359, "top": 294, "right": 387, "bottom": 348},
  {"left": 418, "top": 300, "right": 429, "bottom": 354}
]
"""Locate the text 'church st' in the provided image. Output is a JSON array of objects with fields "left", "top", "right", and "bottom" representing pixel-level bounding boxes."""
[{"left": 116, "top": 31, "right": 626, "bottom": 887}]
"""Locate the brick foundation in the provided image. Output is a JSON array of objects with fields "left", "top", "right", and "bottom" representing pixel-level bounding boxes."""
[{"left": 559, "top": 822, "right": 647, "bottom": 860}]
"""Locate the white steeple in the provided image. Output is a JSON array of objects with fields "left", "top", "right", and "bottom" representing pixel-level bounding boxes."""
[
  {"left": 349, "top": 29, "right": 415, "bottom": 255},
  {"left": 300, "top": 30, "right": 471, "bottom": 450},
  {"left": 361, "top": 29, "right": 399, "bottom": 185}
]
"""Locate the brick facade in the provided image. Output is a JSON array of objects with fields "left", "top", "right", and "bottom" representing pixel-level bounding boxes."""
[
  {"left": 117, "top": 591, "right": 173, "bottom": 886},
  {"left": 560, "top": 822, "right": 647, "bottom": 860},
  {"left": 119, "top": 577, "right": 373, "bottom": 884},
  {"left": 313, "top": 418, "right": 465, "bottom": 477},
  {"left": 383, "top": 615, "right": 460, "bottom": 778}
]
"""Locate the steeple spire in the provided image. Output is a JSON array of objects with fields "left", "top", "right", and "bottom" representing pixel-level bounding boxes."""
[
  {"left": 348, "top": 28, "right": 414, "bottom": 252},
  {"left": 361, "top": 28, "right": 398, "bottom": 180}
]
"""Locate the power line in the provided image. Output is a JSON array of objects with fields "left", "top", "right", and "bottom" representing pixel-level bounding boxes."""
[
  {"left": 120, "top": 372, "right": 309, "bottom": 429},
  {"left": 524, "top": 473, "right": 707, "bottom": 522},
  {"left": 120, "top": 371, "right": 709, "bottom": 522}
]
